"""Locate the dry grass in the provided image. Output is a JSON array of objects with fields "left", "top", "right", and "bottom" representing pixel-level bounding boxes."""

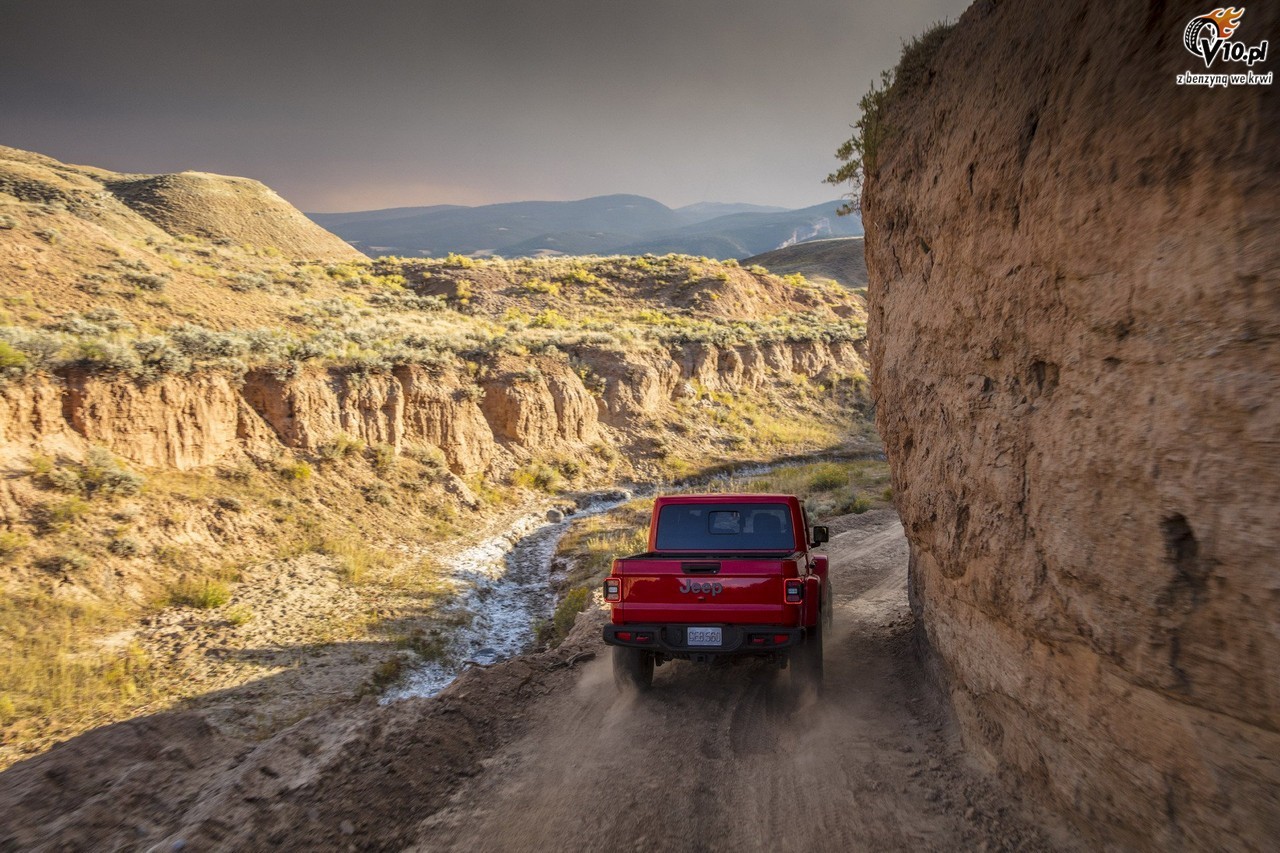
[
  {"left": 0, "top": 591, "right": 153, "bottom": 736},
  {"left": 556, "top": 499, "right": 654, "bottom": 589},
  {"left": 724, "top": 458, "right": 893, "bottom": 518},
  {"left": 317, "top": 535, "right": 393, "bottom": 584}
]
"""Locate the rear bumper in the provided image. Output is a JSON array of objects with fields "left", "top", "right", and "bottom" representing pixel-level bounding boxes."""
[{"left": 603, "top": 623, "right": 803, "bottom": 656}]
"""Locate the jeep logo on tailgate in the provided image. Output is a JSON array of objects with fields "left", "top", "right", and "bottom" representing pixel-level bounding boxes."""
[{"left": 679, "top": 580, "right": 723, "bottom": 595}]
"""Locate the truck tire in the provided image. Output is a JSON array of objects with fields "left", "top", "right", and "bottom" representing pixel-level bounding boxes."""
[
  {"left": 613, "top": 646, "right": 654, "bottom": 691},
  {"left": 791, "top": 621, "right": 824, "bottom": 696}
]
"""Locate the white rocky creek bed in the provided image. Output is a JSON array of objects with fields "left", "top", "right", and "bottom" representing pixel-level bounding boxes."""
[{"left": 382, "top": 489, "right": 634, "bottom": 701}]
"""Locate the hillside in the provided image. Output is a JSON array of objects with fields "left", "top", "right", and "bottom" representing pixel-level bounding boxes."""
[
  {"left": 742, "top": 237, "right": 867, "bottom": 291},
  {"left": 0, "top": 147, "right": 872, "bottom": 765},
  {"left": 0, "top": 146, "right": 363, "bottom": 263},
  {"left": 308, "top": 195, "right": 863, "bottom": 259}
]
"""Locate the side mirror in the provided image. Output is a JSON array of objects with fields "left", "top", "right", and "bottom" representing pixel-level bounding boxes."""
[{"left": 810, "top": 525, "right": 829, "bottom": 546}]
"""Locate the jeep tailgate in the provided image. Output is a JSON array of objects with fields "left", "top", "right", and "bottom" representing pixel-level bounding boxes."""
[{"left": 609, "top": 555, "right": 801, "bottom": 626}]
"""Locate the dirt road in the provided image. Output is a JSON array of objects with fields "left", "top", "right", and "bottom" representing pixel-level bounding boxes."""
[
  {"left": 0, "top": 509, "right": 1061, "bottom": 850},
  {"left": 408, "top": 509, "right": 1054, "bottom": 852}
]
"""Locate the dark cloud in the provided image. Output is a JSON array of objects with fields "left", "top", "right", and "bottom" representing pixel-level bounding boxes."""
[{"left": 0, "top": 0, "right": 969, "bottom": 210}]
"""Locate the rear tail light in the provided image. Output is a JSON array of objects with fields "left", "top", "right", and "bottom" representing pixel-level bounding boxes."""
[
  {"left": 617, "top": 631, "right": 632, "bottom": 641},
  {"left": 634, "top": 632, "right": 653, "bottom": 643},
  {"left": 604, "top": 578, "right": 621, "bottom": 602},
  {"left": 784, "top": 579, "right": 804, "bottom": 603},
  {"left": 750, "top": 633, "right": 794, "bottom": 646}
]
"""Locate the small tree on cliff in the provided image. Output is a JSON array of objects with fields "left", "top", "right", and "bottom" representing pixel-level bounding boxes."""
[{"left": 826, "top": 21, "right": 955, "bottom": 216}]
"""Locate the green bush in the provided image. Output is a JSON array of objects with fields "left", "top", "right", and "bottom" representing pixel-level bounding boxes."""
[
  {"left": 228, "top": 273, "right": 269, "bottom": 292},
  {"left": 0, "top": 341, "right": 28, "bottom": 372},
  {"left": 45, "top": 497, "right": 91, "bottom": 529},
  {"left": 551, "top": 587, "right": 591, "bottom": 644},
  {"left": 168, "top": 578, "right": 231, "bottom": 609},
  {"left": 0, "top": 531, "right": 29, "bottom": 561},
  {"left": 362, "top": 482, "right": 393, "bottom": 506},
  {"left": 520, "top": 278, "right": 560, "bottom": 296},
  {"left": 807, "top": 465, "right": 849, "bottom": 492},
  {"left": 280, "top": 461, "right": 313, "bottom": 483},
  {"left": 82, "top": 448, "right": 144, "bottom": 497},
  {"left": 319, "top": 433, "right": 364, "bottom": 459},
  {"left": 45, "top": 466, "right": 83, "bottom": 493},
  {"left": 513, "top": 463, "right": 561, "bottom": 493},
  {"left": 826, "top": 20, "right": 955, "bottom": 214},
  {"left": 370, "top": 443, "right": 397, "bottom": 475},
  {"left": 224, "top": 605, "right": 253, "bottom": 626},
  {"left": 107, "top": 536, "right": 140, "bottom": 557},
  {"left": 123, "top": 271, "right": 169, "bottom": 291}
]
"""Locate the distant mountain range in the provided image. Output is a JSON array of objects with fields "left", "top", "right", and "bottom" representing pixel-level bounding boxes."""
[{"left": 307, "top": 195, "right": 862, "bottom": 259}]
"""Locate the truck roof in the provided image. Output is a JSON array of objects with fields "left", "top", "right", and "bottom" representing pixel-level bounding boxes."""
[{"left": 653, "top": 494, "right": 801, "bottom": 504}]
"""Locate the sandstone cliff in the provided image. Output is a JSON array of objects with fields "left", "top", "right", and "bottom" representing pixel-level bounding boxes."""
[
  {"left": 862, "top": 1, "right": 1279, "bottom": 848},
  {"left": 0, "top": 338, "right": 862, "bottom": 476}
]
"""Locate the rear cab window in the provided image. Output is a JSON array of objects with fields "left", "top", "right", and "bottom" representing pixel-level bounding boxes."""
[{"left": 655, "top": 502, "right": 796, "bottom": 552}]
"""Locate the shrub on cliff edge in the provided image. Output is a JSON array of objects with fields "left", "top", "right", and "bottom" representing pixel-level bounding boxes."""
[{"left": 827, "top": 20, "right": 955, "bottom": 214}]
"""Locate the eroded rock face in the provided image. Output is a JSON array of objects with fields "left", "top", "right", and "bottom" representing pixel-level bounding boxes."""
[
  {"left": 63, "top": 370, "right": 256, "bottom": 470},
  {"left": 396, "top": 367, "right": 496, "bottom": 474},
  {"left": 480, "top": 357, "right": 598, "bottom": 450},
  {"left": 863, "top": 1, "right": 1279, "bottom": 847},
  {"left": 0, "top": 339, "right": 867, "bottom": 476}
]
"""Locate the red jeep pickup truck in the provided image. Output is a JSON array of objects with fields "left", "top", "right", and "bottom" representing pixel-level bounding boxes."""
[{"left": 602, "top": 494, "right": 830, "bottom": 691}]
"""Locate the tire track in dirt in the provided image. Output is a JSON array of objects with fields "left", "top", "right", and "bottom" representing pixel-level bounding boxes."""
[{"left": 407, "top": 509, "right": 1061, "bottom": 852}]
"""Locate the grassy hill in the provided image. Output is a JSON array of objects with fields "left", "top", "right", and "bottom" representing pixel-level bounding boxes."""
[
  {"left": 0, "top": 146, "right": 363, "bottom": 263},
  {"left": 743, "top": 237, "right": 868, "bottom": 291}
]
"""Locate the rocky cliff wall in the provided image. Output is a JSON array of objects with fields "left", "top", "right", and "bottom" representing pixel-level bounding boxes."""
[
  {"left": 863, "top": 1, "right": 1278, "bottom": 847},
  {"left": 0, "top": 339, "right": 863, "bottom": 478}
]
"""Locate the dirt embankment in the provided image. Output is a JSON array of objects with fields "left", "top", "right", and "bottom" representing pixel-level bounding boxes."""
[
  {"left": 0, "top": 337, "right": 863, "bottom": 475},
  {"left": 0, "top": 510, "right": 1060, "bottom": 851},
  {"left": 862, "top": 1, "right": 1279, "bottom": 847}
]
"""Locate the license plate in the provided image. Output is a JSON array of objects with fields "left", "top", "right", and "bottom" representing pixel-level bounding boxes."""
[{"left": 687, "top": 627, "right": 722, "bottom": 647}]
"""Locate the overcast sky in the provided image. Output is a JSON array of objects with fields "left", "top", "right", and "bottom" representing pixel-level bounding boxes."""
[{"left": 1, "top": 0, "right": 969, "bottom": 212}]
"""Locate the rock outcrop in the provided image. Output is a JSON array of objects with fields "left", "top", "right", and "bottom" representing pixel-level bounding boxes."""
[
  {"left": 0, "top": 339, "right": 864, "bottom": 477},
  {"left": 863, "top": 1, "right": 1278, "bottom": 848}
]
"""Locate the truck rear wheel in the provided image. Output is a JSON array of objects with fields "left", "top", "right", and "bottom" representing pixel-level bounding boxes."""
[
  {"left": 791, "top": 621, "right": 824, "bottom": 696},
  {"left": 613, "top": 646, "right": 654, "bottom": 691}
]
